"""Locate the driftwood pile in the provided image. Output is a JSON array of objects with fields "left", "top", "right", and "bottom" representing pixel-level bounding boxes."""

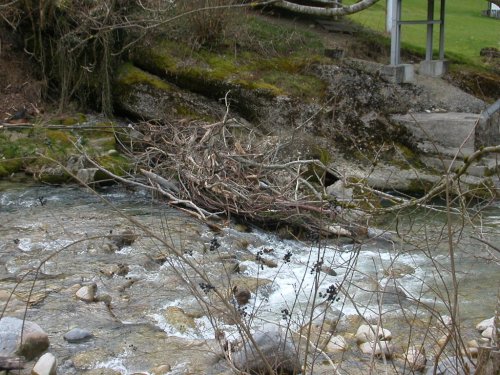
[{"left": 105, "top": 117, "right": 347, "bottom": 235}]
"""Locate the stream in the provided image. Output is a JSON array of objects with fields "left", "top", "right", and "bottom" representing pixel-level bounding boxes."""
[{"left": 1, "top": 182, "right": 499, "bottom": 374}]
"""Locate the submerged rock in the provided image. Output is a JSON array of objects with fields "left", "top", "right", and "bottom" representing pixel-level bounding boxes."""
[{"left": 63, "top": 328, "right": 93, "bottom": 343}]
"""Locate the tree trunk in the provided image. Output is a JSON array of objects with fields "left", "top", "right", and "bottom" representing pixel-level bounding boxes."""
[{"left": 275, "top": 0, "right": 380, "bottom": 16}]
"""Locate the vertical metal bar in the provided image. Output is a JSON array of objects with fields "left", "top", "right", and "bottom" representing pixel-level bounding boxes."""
[
  {"left": 390, "top": 0, "right": 399, "bottom": 64},
  {"left": 426, "top": 0, "right": 434, "bottom": 61},
  {"left": 396, "top": 0, "right": 402, "bottom": 64},
  {"left": 387, "top": 0, "right": 393, "bottom": 33},
  {"left": 439, "top": 0, "right": 446, "bottom": 60}
]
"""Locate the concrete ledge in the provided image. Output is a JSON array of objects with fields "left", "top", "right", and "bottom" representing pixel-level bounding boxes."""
[
  {"left": 476, "top": 99, "right": 500, "bottom": 149},
  {"left": 419, "top": 60, "right": 449, "bottom": 77},
  {"left": 391, "top": 112, "right": 480, "bottom": 154},
  {"left": 381, "top": 64, "right": 415, "bottom": 83}
]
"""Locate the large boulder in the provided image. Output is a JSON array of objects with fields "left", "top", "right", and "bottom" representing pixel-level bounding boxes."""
[
  {"left": 232, "top": 325, "right": 302, "bottom": 374},
  {"left": 0, "top": 317, "right": 49, "bottom": 360}
]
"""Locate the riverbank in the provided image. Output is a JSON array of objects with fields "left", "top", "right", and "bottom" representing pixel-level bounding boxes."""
[{"left": 1, "top": 6, "right": 499, "bottom": 374}]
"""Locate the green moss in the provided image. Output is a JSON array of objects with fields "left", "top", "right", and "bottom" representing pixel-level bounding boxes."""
[
  {"left": 0, "top": 158, "right": 24, "bottom": 177},
  {"left": 116, "top": 63, "right": 173, "bottom": 91},
  {"left": 37, "top": 167, "right": 72, "bottom": 184},
  {"left": 0, "top": 117, "right": 130, "bottom": 183},
  {"left": 94, "top": 154, "right": 132, "bottom": 178},
  {"left": 133, "top": 36, "right": 326, "bottom": 101}
]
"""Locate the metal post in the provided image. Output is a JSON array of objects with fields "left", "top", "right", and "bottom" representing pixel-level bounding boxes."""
[
  {"left": 390, "top": 0, "right": 401, "bottom": 65},
  {"left": 439, "top": 0, "right": 446, "bottom": 60},
  {"left": 387, "top": 0, "right": 393, "bottom": 32},
  {"left": 426, "top": 0, "right": 434, "bottom": 61}
]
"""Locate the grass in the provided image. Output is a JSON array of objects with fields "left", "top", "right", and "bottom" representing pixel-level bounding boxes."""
[{"left": 346, "top": 0, "right": 500, "bottom": 65}]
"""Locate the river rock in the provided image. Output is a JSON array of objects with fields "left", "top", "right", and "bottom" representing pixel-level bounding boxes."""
[
  {"left": 32, "top": 352, "right": 57, "bottom": 375},
  {"left": 378, "top": 282, "right": 408, "bottom": 304},
  {"left": 164, "top": 306, "right": 196, "bottom": 333},
  {"left": 110, "top": 230, "right": 137, "bottom": 249},
  {"left": 99, "top": 263, "right": 129, "bottom": 277},
  {"left": 425, "top": 356, "right": 475, "bottom": 375},
  {"left": 440, "top": 315, "right": 453, "bottom": 327},
  {"left": 232, "top": 324, "right": 301, "bottom": 374},
  {"left": 320, "top": 265, "right": 337, "bottom": 276},
  {"left": 355, "top": 324, "right": 392, "bottom": 344},
  {"left": 326, "top": 180, "right": 353, "bottom": 201},
  {"left": 476, "top": 316, "right": 494, "bottom": 331},
  {"left": 325, "top": 335, "right": 348, "bottom": 353},
  {"left": 76, "top": 284, "right": 97, "bottom": 302},
  {"left": 231, "top": 277, "right": 272, "bottom": 294},
  {"left": 0, "top": 317, "right": 49, "bottom": 360},
  {"left": 76, "top": 168, "right": 98, "bottom": 184},
  {"left": 359, "top": 341, "right": 393, "bottom": 358},
  {"left": 84, "top": 369, "right": 122, "bottom": 375},
  {"left": 405, "top": 346, "right": 426, "bottom": 372},
  {"left": 481, "top": 326, "right": 494, "bottom": 339},
  {"left": 150, "top": 364, "right": 172, "bottom": 374},
  {"left": 63, "top": 328, "right": 93, "bottom": 343},
  {"left": 233, "top": 287, "right": 251, "bottom": 305},
  {"left": 383, "top": 263, "right": 415, "bottom": 279}
]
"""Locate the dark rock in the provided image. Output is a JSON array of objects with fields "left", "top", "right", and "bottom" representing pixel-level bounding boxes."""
[
  {"left": 110, "top": 230, "right": 137, "bottom": 249},
  {"left": 63, "top": 328, "right": 93, "bottom": 343},
  {"left": 233, "top": 287, "right": 251, "bottom": 306},
  {"left": 232, "top": 325, "right": 301, "bottom": 374},
  {"left": 320, "top": 265, "right": 337, "bottom": 276},
  {"left": 378, "top": 282, "right": 408, "bottom": 305}
]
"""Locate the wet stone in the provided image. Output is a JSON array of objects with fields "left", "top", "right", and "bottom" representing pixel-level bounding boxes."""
[
  {"left": 31, "top": 352, "right": 57, "bottom": 375},
  {"left": 64, "top": 328, "right": 93, "bottom": 343},
  {"left": 76, "top": 283, "right": 97, "bottom": 303}
]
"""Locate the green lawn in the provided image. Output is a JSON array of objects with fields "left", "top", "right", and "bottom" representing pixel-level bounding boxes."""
[{"left": 346, "top": 0, "right": 500, "bottom": 65}]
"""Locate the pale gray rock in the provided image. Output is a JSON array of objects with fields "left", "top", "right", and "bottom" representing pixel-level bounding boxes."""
[
  {"left": 355, "top": 324, "right": 392, "bottom": 344},
  {"left": 32, "top": 352, "right": 57, "bottom": 375},
  {"left": 326, "top": 180, "right": 353, "bottom": 201},
  {"left": 75, "top": 284, "right": 96, "bottom": 302},
  {"left": 476, "top": 317, "right": 494, "bottom": 332},
  {"left": 359, "top": 341, "right": 393, "bottom": 358},
  {"left": 63, "top": 328, "right": 92, "bottom": 343},
  {"left": 405, "top": 346, "right": 427, "bottom": 372},
  {"left": 0, "top": 317, "right": 49, "bottom": 361},
  {"left": 325, "top": 335, "right": 348, "bottom": 353},
  {"left": 232, "top": 324, "right": 301, "bottom": 374},
  {"left": 481, "top": 326, "right": 494, "bottom": 339}
]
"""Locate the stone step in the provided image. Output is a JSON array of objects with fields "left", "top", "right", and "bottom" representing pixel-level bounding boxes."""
[
  {"left": 420, "top": 156, "right": 499, "bottom": 177},
  {"left": 391, "top": 112, "right": 481, "bottom": 155}
]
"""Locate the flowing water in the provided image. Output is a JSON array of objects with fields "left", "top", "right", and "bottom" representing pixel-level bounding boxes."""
[{"left": 0, "top": 182, "right": 499, "bottom": 374}]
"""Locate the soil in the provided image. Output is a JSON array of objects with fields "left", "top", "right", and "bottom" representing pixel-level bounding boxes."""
[{"left": 0, "top": 28, "right": 44, "bottom": 121}]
